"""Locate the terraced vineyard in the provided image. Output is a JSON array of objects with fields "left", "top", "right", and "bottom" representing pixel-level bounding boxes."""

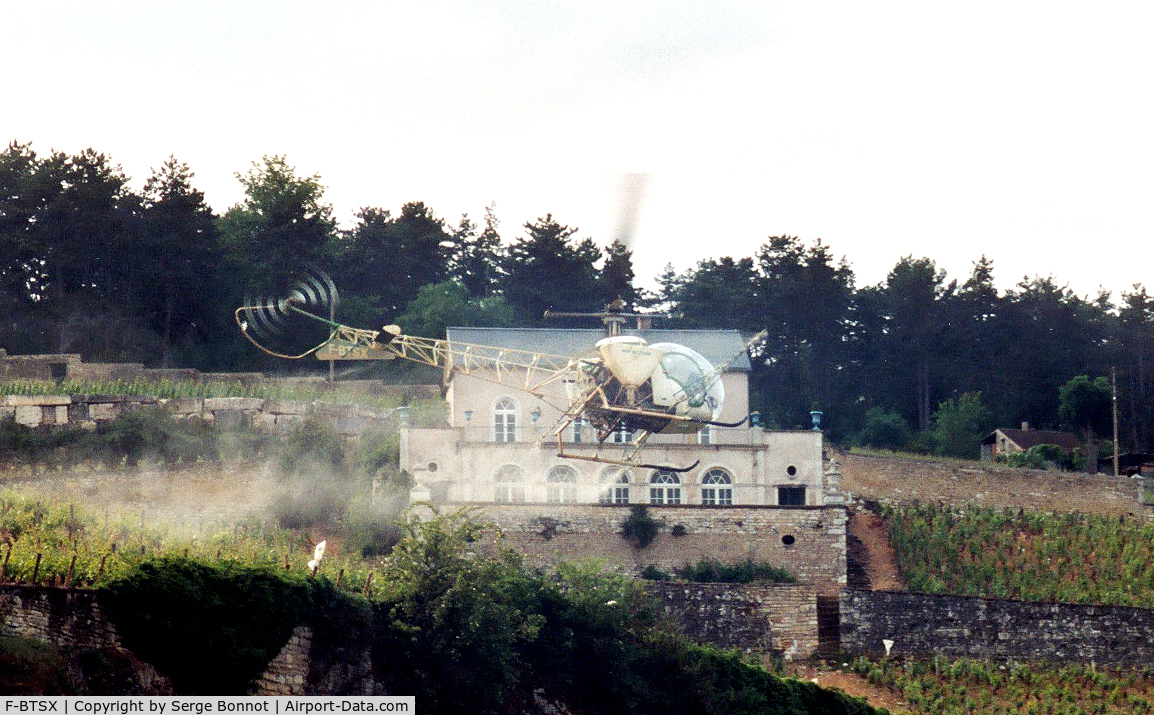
[
  {"left": 881, "top": 502, "right": 1154, "bottom": 607},
  {"left": 852, "top": 656, "right": 1154, "bottom": 715},
  {"left": 0, "top": 491, "right": 383, "bottom": 593}
]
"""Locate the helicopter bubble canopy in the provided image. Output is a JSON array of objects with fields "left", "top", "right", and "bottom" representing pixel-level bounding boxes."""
[
  {"left": 595, "top": 337, "right": 724, "bottom": 426},
  {"left": 648, "top": 342, "right": 724, "bottom": 424}
]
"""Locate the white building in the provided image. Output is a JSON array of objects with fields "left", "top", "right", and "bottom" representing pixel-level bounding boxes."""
[{"left": 401, "top": 327, "right": 834, "bottom": 508}]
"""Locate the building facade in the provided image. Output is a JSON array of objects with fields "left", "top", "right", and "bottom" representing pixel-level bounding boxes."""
[{"left": 400, "top": 327, "right": 838, "bottom": 508}]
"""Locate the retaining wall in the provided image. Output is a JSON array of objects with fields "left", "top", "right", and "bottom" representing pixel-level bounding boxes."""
[
  {"left": 0, "top": 394, "right": 411, "bottom": 438},
  {"left": 648, "top": 581, "right": 818, "bottom": 659},
  {"left": 841, "top": 589, "right": 1154, "bottom": 664},
  {"left": 471, "top": 503, "right": 848, "bottom": 594}
]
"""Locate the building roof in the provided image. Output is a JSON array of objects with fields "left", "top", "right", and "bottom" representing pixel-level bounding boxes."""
[
  {"left": 445, "top": 327, "right": 754, "bottom": 371},
  {"left": 981, "top": 428, "right": 1083, "bottom": 451}
]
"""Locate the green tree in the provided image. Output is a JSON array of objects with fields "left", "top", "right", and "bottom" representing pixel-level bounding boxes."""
[
  {"left": 753, "top": 236, "right": 855, "bottom": 432},
  {"left": 857, "top": 407, "right": 912, "bottom": 451},
  {"left": 865, "top": 256, "right": 954, "bottom": 431},
  {"left": 929, "top": 392, "right": 991, "bottom": 459},
  {"left": 339, "top": 202, "right": 453, "bottom": 319},
  {"left": 1117, "top": 285, "right": 1154, "bottom": 451},
  {"left": 138, "top": 156, "right": 220, "bottom": 366},
  {"left": 1059, "top": 375, "right": 1112, "bottom": 443},
  {"left": 501, "top": 214, "right": 601, "bottom": 324},
  {"left": 396, "top": 281, "right": 513, "bottom": 338},
  {"left": 448, "top": 204, "right": 503, "bottom": 299},
  {"left": 600, "top": 238, "right": 638, "bottom": 308},
  {"left": 1002, "top": 278, "right": 1112, "bottom": 429},
  {"left": 658, "top": 256, "right": 760, "bottom": 331},
  {"left": 218, "top": 155, "right": 336, "bottom": 286}
]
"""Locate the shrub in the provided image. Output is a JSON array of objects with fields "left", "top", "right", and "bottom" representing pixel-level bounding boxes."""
[
  {"left": 640, "top": 564, "right": 673, "bottom": 581},
  {"left": 673, "top": 558, "right": 798, "bottom": 584},
  {"left": 99, "top": 558, "right": 333, "bottom": 695},
  {"left": 857, "top": 407, "right": 912, "bottom": 451},
  {"left": 0, "top": 636, "right": 79, "bottom": 694},
  {"left": 620, "top": 505, "right": 661, "bottom": 549}
]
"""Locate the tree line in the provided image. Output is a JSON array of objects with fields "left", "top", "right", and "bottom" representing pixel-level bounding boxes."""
[{"left": 2, "top": 142, "right": 1149, "bottom": 456}]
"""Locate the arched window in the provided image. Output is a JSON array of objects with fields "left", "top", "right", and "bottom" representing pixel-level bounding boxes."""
[
  {"left": 598, "top": 467, "right": 630, "bottom": 505},
  {"left": 701, "top": 468, "right": 732, "bottom": 506},
  {"left": 649, "top": 470, "right": 681, "bottom": 505},
  {"left": 494, "top": 465, "right": 525, "bottom": 503},
  {"left": 546, "top": 465, "right": 578, "bottom": 504},
  {"left": 493, "top": 397, "right": 517, "bottom": 443}
]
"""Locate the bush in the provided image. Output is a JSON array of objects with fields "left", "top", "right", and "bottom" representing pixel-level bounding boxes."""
[
  {"left": 99, "top": 559, "right": 333, "bottom": 695},
  {"left": 0, "top": 636, "right": 78, "bottom": 695},
  {"left": 857, "top": 407, "right": 912, "bottom": 451},
  {"left": 672, "top": 558, "right": 798, "bottom": 584},
  {"left": 640, "top": 564, "right": 673, "bottom": 580},
  {"left": 620, "top": 505, "right": 662, "bottom": 549}
]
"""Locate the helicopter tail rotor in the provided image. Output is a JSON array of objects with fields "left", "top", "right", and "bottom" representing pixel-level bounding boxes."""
[{"left": 239, "top": 267, "right": 341, "bottom": 359}]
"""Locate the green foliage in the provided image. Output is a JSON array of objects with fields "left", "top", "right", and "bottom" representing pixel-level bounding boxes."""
[
  {"left": 370, "top": 513, "right": 881, "bottom": 715},
  {"left": 501, "top": 214, "right": 603, "bottom": 324},
  {"left": 396, "top": 280, "right": 513, "bottom": 338},
  {"left": 671, "top": 558, "right": 798, "bottom": 585},
  {"left": 883, "top": 502, "right": 1154, "bottom": 606},
  {"left": 0, "top": 409, "right": 218, "bottom": 473},
  {"left": 620, "top": 505, "right": 662, "bottom": 549},
  {"left": 640, "top": 564, "right": 673, "bottom": 580},
  {"left": 0, "top": 636, "right": 78, "bottom": 695},
  {"left": 1059, "top": 374, "right": 1112, "bottom": 439},
  {"left": 999, "top": 443, "right": 1084, "bottom": 471},
  {"left": 852, "top": 656, "right": 1154, "bottom": 715},
  {"left": 929, "top": 392, "right": 991, "bottom": 459},
  {"left": 857, "top": 407, "right": 913, "bottom": 451},
  {"left": 371, "top": 509, "right": 541, "bottom": 712},
  {"left": 99, "top": 559, "right": 338, "bottom": 695}
]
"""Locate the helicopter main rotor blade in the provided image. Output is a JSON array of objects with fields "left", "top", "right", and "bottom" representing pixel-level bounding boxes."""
[{"left": 612, "top": 171, "right": 649, "bottom": 251}]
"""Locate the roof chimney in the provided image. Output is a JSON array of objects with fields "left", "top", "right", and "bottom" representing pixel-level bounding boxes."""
[{"left": 1021, "top": 421, "right": 1030, "bottom": 431}]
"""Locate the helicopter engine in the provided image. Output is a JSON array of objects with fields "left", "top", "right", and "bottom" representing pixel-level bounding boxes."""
[{"left": 588, "top": 336, "right": 725, "bottom": 435}]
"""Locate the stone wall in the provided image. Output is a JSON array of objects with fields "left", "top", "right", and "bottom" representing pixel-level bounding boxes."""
[
  {"left": 0, "top": 585, "right": 373, "bottom": 694},
  {"left": 838, "top": 451, "right": 1145, "bottom": 516},
  {"left": 469, "top": 503, "right": 848, "bottom": 594},
  {"left": 841, "top": 589, "right": 1154, "bottom": 664},
  {"left": 0, "top": 585, "right": 122, "bottom": 651},
  {"left": 648, "top": 581, "right": 818, "bottom": 659},
  {"left": 0, "top": 394, "right": 403, "bottom": 439}
]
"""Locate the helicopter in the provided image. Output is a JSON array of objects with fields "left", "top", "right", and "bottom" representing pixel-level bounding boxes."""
[{"left": 236, "top": 269, "right": 764, "bottom": 473}]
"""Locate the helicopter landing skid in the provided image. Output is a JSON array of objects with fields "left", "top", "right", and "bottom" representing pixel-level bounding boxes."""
[{"left": 554, "top": 449, "right": 700, "bottom": 474}]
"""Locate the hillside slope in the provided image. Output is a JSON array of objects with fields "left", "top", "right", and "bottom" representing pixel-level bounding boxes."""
[{"left": 838, "top": 450, "right": 1144, "bottom": 516}]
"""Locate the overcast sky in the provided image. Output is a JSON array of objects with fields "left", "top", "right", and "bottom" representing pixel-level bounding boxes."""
[{"left": 6, "top": 1, "right": 1153, "bottom": 300}]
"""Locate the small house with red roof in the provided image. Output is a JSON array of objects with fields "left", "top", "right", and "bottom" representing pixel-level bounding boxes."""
[{"left": 980, "top": 423, "right": 1083, "bottom": 462}]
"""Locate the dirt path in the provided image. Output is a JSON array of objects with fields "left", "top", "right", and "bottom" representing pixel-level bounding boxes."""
[
  {"left": 848, "top": 511, "right": 905, "bottom": 591},
  {"left": 791, "top": 664, "right": 922, "bottom": 714}
]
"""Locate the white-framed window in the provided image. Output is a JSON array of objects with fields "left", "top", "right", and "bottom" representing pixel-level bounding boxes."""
[
  {"left": 612, "top": 423, "right": 633, "bottom": 443},
  {"left": 697, "top": 425, "right": 713, "bottom": 445},
  {"left": 493, "top": 397, "right": 517, "bottom": 443},
  {"left": 701, "top": 468, "right": 733, "bottom": 506},
  {"left": 572, "top": 414, "right": 585, "bottom": 443},
  {"left": 494, "top": 465, "right": 525, "bottom": 503},
  {"left": 649, "top": 470, "right": 681, "bottom": 505},
  {"left": 546, "top": 465, "right": 579, "bottom": 503},
  {"left": 599, "top": 467, "right": 630, "bottom": 505}
]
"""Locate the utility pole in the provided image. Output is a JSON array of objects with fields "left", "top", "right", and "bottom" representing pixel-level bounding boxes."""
[{"left": 1112, "top": 366, "right": 1120, "bottom": 477}]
